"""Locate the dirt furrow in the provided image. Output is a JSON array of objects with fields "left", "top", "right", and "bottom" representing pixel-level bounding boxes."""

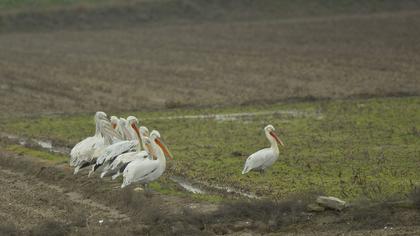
[{"left": 0, "top": 166, "right": 130, "bottom": 233}]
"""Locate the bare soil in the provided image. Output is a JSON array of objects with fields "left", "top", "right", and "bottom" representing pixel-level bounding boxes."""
[
  {"left": 0, "top": 1, "right": 420, "bottom": 117},
  {"left": 1, "top": 144, "right": 420, "bottom": 235},
  {"left": 0, "top": 167, "right": 132, "bottom": 235}
]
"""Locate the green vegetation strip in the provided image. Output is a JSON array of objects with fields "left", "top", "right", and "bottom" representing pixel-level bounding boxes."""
[
  {"left": 5, "top": 145, "right": 68, "bottom": 163},
  {"left": 1, "top": 97, "right": 420, "bottom": 201}
]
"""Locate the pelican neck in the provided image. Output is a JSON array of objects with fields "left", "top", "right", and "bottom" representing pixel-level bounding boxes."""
[
  {"left": 265, "top": 131, "right": 279, "bottom": 154},
  {"left": 151, "top": 138, "right": 166, "bottom": 166}
]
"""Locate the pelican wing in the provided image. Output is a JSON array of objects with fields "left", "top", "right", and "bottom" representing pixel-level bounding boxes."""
[
  {"left": 109, "top": 150, "right": 149, "bottom": 171},
  {"left": 122, "top": 159, "right": 159, "bottom": 187},
  {"left": 242, "top": 148, "right": 274, "bottom": 174},
  {"left": 70, "top": 136, "right": 101, "bottom": 166},
  {"left": 96, "top": 140, "right": 139, "bottom": 165},
  {"left": 99, "top": 119, "right": 123, "bottom": 142}
]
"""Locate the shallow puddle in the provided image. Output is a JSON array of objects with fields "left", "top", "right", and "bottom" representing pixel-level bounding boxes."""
[{"left": 170, "top": 176, "right": 206, "bottom": 194}]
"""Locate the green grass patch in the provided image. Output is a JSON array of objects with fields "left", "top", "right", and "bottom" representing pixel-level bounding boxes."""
[
  {"left": 1, "top": 97, "right": 420, "bottom": 201},
  {"left": 5, "top": 145, "right": 68, "bottom": 163}
]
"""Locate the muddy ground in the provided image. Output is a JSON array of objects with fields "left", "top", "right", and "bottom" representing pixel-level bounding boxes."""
[{"left": 1, "top": 140, "right": 420, "bottom": 235}]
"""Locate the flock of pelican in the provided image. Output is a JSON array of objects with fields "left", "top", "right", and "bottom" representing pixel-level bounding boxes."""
[{"left": 70, "top": 111, "right": 285, "bottom": 189}]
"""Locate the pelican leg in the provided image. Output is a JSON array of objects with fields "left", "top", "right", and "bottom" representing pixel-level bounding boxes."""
[{"left": 144, "top": 184, "right": 153, "bottom": 197}]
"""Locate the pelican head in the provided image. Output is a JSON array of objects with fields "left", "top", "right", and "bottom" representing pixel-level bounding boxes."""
[
  {"left": 139, "top": 126, "right": 149, "bottom": 138},
  {"left": 127, "top": 116, "right": 139, "bottom": 126},
  {"left": 150, "top": 130, "right": 173, "bottom": 160},
  {"left": 150, "top": 130, "right": 160, "bottom": 139},
  {"left": 127, "top": 116, "right": 140, "bottom": 140},
  {"left": 264, "top": 124, "right": 284, "bottom": 147},
  {"left": 110, "top": 116, "right": 119, "bottom": 129},
  {"left": 118, "top": 118, "right": 127, "bottom": 127},
  {"left": 95, "top": 111, "right": 107, "bottom": 120}
]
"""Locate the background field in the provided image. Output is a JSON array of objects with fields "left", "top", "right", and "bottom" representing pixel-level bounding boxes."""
[{"left": 1, "top": 0, "right": 420, "bottom": 116}]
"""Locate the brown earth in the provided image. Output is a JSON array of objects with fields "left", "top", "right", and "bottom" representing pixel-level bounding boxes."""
[
  {"left": 1, "top": 141, "right": 420, "bottom": 235},
  {"left": 1, "top": 1, "right": 420, "bottom": 117}
]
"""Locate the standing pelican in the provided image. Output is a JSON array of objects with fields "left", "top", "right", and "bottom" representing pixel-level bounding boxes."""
[
  {"left": 70, "top": 111, "right": 108, "bottom": 167},
  {"left": 242, "top": 125, "right": 285, "bottom": 174},
  {"left": 73, "top": 115, "right": 122, "bottom": 174},
  {"left": 102, "top": 126, "right": 151, "bottom": 179},
  {"left": 89, "top": 116, "right": 141, "bottom": 177},
  {"left": 121, "top": 130, "right": 173, "bottom": 188},
  {"left": 125, "top": 116, "right": 142, "bottom": 141},
  {"left": 110, "top": 116, "right": 119, "bottom": 130}
]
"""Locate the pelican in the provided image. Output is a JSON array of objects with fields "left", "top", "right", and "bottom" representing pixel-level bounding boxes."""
[
  {"left": 73, "top": 115, "right": 122, "bottom": 174},
  {"left": 121, "top": 130, "right": 173, "bottom": 189},
  {"left": 125, "top": 116, "right": 142, "bottom": 141},
  {"left": 97, "top": 118, "right": 134, "bottom": 177},
  {"left": 242, "top": 125, "right": 285, "bottom": 174},
  {"left": 110, "top": 116, "right": 119, "bottom": 130},
  {"left": 89, "top": 116, "right": 141, "bottom": 177},
  {"left": 70, "top": 111, "right": 108, "bottom": 167},
  {"left": 101, "top": 126, "right": 151, "bottom": 179}
]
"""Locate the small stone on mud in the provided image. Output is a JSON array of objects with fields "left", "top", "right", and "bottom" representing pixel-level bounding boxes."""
[
  {"left": 307, "top": 203, "right": 325, "bottom": 212},
  {"left": 316, "top": 196, "right": 347, "bottom": 211},
  {"left": 134, "top": 187, "right": 144, "bottom": 192}
]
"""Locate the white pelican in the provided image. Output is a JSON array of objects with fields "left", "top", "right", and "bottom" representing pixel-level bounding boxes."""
[
  {"left": 89, "top": 116, "right": 141, "bottom": 177},
  {"left": 73, "top": 116, "right": 122, "bottom": 174},
  {"left": 121, "top": 130, "right": 173, "bottom": 189},
  {"left": 101, "top": 126, "right": 151, "bottom": 179},
  {"left": 116, "top": 118, "right": 133, "bottom": 141},
  {"left": 126, "top": 116, "right": 142, "bottom": 141},
  {"left": 70, "top": 111, "right": 107, "bottom": 167},
  {"left": 242, "top": 125, "right": 285, "bottom": 174},
  {"left": 110, "top": 116, "right": 119, "bottom": 130}
]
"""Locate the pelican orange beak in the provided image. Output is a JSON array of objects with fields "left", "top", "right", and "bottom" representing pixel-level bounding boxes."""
[
  {"left": 155, "top": 138, "right": 173, "bottom": 160},
  {"left": 131, "top": 123, "right": 141, "bottom": 141},
  {"left": 270, "top": 131, "right": 285, "bottom": 147},
  {"left": 112, "top": 123, "right": 117, "bottom": 129}
]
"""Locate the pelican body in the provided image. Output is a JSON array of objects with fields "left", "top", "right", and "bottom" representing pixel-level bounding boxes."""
[
  {"left": 72, "top": 113, "right": 123, "bottom": 174},
  {"left": 121, "top": 130, "right": 172, "bottom": 188},
  {"left": 101, "top": 126, "right": 151, "bottom": 179},
  {"left": 242, "top": 125, "right": 284, "bottom": 174},
  {"left": 89, "top": 116, "right": 142, "bottom": 177},
  {"left": 70, "top": 111, "right": 107, "bottom": 167}
]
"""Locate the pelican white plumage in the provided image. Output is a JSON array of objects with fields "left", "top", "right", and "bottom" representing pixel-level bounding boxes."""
[
  {"left": 89, "top": 116, "right": 141, "bottom": 177},
  {"left": 101, "top": 126, "right": 151, "bottom": 179},
  {"left": 125, "top": 116, "right": 142, "bottom": 141},
  {"left": 242, "top": 125, "right": 285, "bottom": 174},
  {"left": 70, "top": 111, "right": 107, "bottom": 167},
  {"left": 73, "top": 115, "right": 122, "bottom": 174},
  {"left": 121, "top": 130, "right": 173, "bottom": 188},
  {"left": 110, "top": 116, "right": 119, "bottom": 130}
]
